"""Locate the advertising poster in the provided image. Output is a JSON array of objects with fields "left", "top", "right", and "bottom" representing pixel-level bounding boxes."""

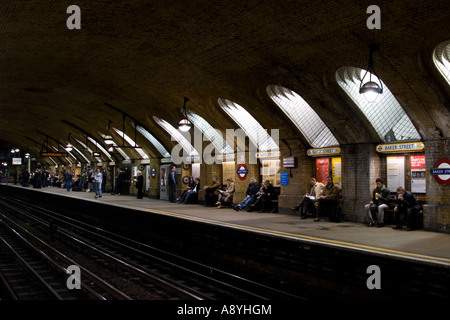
[
  {"left": 316, "top": 158, "right": 329, "bottom": 185},
  {"left": 387, "top": 156, "right": 405, "bottom": 192},
  {"left": 332, "top": 157, "right": 342, "bottom": 188},
  {"left": 411, "top": 155, "right": 426, "bottom": 193}
]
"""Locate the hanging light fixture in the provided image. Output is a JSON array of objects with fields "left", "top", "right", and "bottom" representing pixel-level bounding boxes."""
[
  {"left": 178, "top": 97, "right": 192, "bottom": 132},
  {"left": 65, "top": 133, "right": 73, "bottom": 152},
  {"left": 104, "top": 120, "right": 114, "bottom": 144},
  {"left": 359, "top": 43, "right": 383, "bottom": 103}
]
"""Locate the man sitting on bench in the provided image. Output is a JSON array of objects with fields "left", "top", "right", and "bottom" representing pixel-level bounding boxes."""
[
  {"left": 393, "top": 186, "right": 422, "bottom": 231},
  {"left": 315, "top": 176, "right": 340, "bottom": 222}
]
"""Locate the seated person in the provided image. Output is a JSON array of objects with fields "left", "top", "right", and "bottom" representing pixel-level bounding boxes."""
[
  {"left": 179, "top": 177, "right": 200, "bottom": 204},
  {"left": 178, "top": 176, "right": 195, "bottom": 203},
  {"left": 292, "top": 177, "right": 324, "bottom": 219},
  {"left": 393, "top": 186, "right": 422, "bottom": 231},
  {"left": 315, "top": 176, "right": 340, "bottom": 222},
  {"left": 216, "top": 178, "right": 235, "bottom": 208},
  {"left": 203, "top": 176, "right": 221, "bottom": 207},
  {"left": 365, "top": 178, "right": 390, "bottom": 228},
  {"left": 248, "top": 179, "right": 275, "bottom": 213},
  {"left": 233, "top": 177, "right": 259, "bottom": 211}
]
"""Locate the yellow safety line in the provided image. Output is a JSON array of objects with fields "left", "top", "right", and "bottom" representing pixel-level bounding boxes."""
[{"left": 124, "top": 205, "right": 450, "bottom": 264}]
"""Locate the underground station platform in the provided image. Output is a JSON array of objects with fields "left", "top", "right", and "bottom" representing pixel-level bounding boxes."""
[{"left": 1, "top": 184, "right": 449, "bottom": 300}]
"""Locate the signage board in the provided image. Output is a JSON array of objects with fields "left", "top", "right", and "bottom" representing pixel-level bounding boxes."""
[
  {"left": 307, "top": 147, "right": 341, "bottom": 157},
  {"left": 40, "top": 152, "right": 68, "bottom": 157},
  {"left": 376, "top": 142, "right": 425, "bottom": 153}
]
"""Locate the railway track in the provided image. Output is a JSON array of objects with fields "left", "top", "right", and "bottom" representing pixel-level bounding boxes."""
[{"left": 0, "top": 193, "right": 305, "bottom": 300}]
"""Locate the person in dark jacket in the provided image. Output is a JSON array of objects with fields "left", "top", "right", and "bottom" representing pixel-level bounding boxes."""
[
  {"left": 136, "top": 170, "right": 144, "bottom": 199},
  {"left": 248, "top": 179, "right": 275, "bottom": 213},
  {"left": 113, "top": 168, "right": 124, "bottom": 195},
  {"left": 203, "top": 175, "right": 221, "bottom": 206},
  {"left": 365, "top": 178, "right": 390, "bottom": 228},
  {"left": 315, "top": 176, "right": 340, "bottom": 222},
  {"left": 234, "top": 177, "right": 259, "bottom": 211},
  {"left": 168, "top": 165, "right": 177, "bottom": 203},
  {"left": 393, "top": 186, "right": 422, "bottom": 231}
]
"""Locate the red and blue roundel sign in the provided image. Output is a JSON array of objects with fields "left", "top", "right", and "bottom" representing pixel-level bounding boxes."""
[
  {"left": 237, "top": 164, "right": 248, "bottom": 180},
  {"left": 430, "top": 159, "right": 450, "bottom": 185},
  {"left": 150, "top": 166, "right": 157, "bottom": 179}
]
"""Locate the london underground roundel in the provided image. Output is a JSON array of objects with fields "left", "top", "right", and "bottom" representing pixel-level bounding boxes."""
[
  {"left": 430, "top": 159, "right": 450, "bottom": 185},
  {"left": 237, "top": 164, "right": 248, "bottom": 180},
  {"left": 150, "top": 166, "right": 157, "bottom": 178}
]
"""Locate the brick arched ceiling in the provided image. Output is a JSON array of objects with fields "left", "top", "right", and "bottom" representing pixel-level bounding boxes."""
[{"left": 1, "top": 0, "right": 449, "bottom": 162}]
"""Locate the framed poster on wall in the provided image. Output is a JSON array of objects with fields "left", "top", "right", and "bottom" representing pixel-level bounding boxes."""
[
  {"left": 387, "top": 156, "right": 405, "bottom": 192},
  {"left": 411, "top": 155, "right": 426, "bottom": 193},
  {"left": 332, "top": 157, "right": 342, "bottom": 188},
  {"left": 316, "top": 158, "right": 329, "bottom": 185}
]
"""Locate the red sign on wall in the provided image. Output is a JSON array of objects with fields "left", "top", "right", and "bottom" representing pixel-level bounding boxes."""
[
  {"left": 316, "top": 158, "right": 329, "bottom": 185},
  {"left": 411, "top": 155, "right": 425, "bottom": 170}
]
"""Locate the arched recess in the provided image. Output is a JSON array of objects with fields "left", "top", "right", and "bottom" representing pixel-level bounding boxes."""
[
  {"left": 267, "top": 84, "right": 339, "bottom": 148},
  {"left": 336, "top": 67, "right": 421, "bottom": 143}
]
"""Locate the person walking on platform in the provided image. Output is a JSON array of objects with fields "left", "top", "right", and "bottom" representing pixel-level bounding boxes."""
[
  {"left": 315, "top": 176, "right": 340, "bottom": 222},
  {"left": 365, "top": 178, "right": 390, "bottom": 228},
  {"left": 94, "top": 168, "right": 103, "bottom": 198},
  {"left": 168, "top": 165, "right": 177, "bottom": 202},
  {"left": 136, "top": 170, "right": 144, "bottom": 199},
  {"left": 393, "top": 186, "right": 422, "bottom": 231}
]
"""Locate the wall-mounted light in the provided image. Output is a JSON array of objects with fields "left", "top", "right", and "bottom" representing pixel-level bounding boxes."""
[
  {"left": 66, "top": 133, "right": 73, "bottom": 152},
  {"left": 359, "top": 43, "right": 383, "bottom": 103},
  {"left": 104, "top": 120, "right": 114, "bottom": 144},
  {"left": 178, "top": 97, "right": 192, "bottom": 132}
]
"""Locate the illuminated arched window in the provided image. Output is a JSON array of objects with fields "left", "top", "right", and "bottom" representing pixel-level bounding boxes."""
[
  {"left": 218, "top": 98, "right": 279, "bottom": 152},
  {"left": 113, "top": 128, "right": 150, "bottom": 160},
  {"left": 186, "top": 111, "right": 234, "bottom": 154},
  {"left": 132, "top": 123, "right": 170, "bottom": 158},
  {"left": 336, "top": 67, "right": 420, "bottom": 142},
  {"left": 152, "top": 116, "right": 199, "bottom": 157},
  {"left": 433, "top": 40, "right": 450, "bottom": 86},
  {"left": 267, "top": 85, "right": 339, "bottom": 148}
]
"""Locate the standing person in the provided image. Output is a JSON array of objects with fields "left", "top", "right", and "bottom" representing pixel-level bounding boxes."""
[
  {"left": 136, "top": 170, "right": 144, "bottom": 199},
  {"left": 168, "top": 165, "right": 177, "bottom": 203},
  {"left": 292, "top": 177, "right": 324, "bottom": 219},
  {"left": 94, "top": 168, "right": 103, "bottom": 198},
  {"left": 22, "top": 169, "right": 30, "bottom": 187},
  {"left": 101, "top": 168, "right": 107, "bottom": 193},
  {"left": 65, "top": 170, "right": 72, "bottom": 191},
  {"left": 113, "top": 168, "right": 124, "bottom": 195},
  {"left": 315, "top": 176, "right": 340, "bottom": 222},
  {"left": 365, "top": 178, "right": 390, "bottom": 228},
  {"left": 393, "top": 186, "right": 422, "bottom": 231},
  {"left": 203, "top": 175, "right": 221, "bottom": 206}
]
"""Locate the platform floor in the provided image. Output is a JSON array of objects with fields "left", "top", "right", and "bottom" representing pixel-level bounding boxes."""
[{"left": 5, "top": 184, "right": 450, "bottom": 266}]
